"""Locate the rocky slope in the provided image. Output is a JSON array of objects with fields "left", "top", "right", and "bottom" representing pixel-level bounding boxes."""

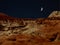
[{"left": 0, "top": 11, "right": 60, "bottom": 45}]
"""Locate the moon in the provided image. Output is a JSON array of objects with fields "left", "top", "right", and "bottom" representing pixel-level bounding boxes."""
[{"left": 41, "top": 7, "right": 43, "bottom": 11}]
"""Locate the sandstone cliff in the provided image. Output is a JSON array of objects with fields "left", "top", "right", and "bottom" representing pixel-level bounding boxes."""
[{"left": 0, "top": 11, "right": 60, "bottom": 45}]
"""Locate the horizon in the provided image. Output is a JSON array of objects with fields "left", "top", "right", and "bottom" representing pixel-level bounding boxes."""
[{"left": 0, "top": 0, "right": 60, "bottom": 18}]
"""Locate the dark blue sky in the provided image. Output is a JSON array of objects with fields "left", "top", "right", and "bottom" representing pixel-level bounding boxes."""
[{"left": 0, "top": 0, "right": 59, "bottom": 18}]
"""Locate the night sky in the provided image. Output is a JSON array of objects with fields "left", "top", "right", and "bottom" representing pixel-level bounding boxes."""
[{"left": 0, "top": 0, "right": 60, "bottom": 18}]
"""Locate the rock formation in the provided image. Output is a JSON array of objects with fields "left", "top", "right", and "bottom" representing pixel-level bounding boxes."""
[{"left": 0, "top": 11, "right": 60, "bottom": 45}]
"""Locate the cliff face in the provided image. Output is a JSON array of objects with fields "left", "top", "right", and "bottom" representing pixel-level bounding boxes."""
[{"left": 0, "top": 11, "right": 60, "bottom": 45}]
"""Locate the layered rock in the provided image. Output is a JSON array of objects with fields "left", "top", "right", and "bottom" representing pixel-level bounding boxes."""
[{"left": 0, "top": 11, "right": 60, "bottom": 45}]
